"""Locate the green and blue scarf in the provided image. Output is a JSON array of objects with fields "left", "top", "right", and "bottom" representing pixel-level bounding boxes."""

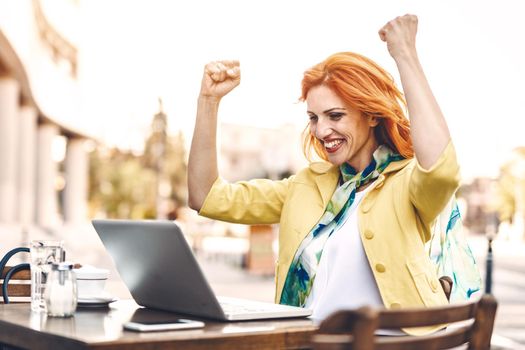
[{"left": 428, "top": 200, "right": 482, "bottom": 302}]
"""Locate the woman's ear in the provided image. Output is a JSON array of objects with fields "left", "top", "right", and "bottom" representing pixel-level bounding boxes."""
[
  {"left": 364, "top": 112, "right": 380, "bottom": 127},
  {"left": 368, "top": 115, "right": 379, "bottom": 127}
]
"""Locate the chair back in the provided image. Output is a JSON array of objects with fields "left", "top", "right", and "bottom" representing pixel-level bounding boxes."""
[
  {"left": 0, "top": 247, "right": 31, "bottom": 303},
  {"left": 312, "top": 294, "right": 498, "bottom": 350},
  {"left": 1, "top": 266, "right": 31, "bottom": 303}
]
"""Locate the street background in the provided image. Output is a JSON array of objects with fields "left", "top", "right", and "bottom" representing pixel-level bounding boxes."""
[{"left": 2, "top": 1, "right": 525, "bottom": 349}]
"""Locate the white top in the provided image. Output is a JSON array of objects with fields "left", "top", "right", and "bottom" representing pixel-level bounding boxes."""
[{"left": 304, "top": 184, "right": 384, "bottom": 321}]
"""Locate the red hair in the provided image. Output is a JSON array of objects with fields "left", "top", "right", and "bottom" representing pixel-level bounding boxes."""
[{"left": 301, "top": 52, "right": 413, "bottom": 161}]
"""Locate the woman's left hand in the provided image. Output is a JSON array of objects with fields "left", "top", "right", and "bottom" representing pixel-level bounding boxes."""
[
  {"left": 379, "top": 14, "right": 451, "bottom": 170},
  {"left": 378, "top": 14, "right": 418, "bottom": 61}
]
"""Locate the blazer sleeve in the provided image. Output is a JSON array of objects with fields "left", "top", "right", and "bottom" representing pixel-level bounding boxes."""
[
  {"left": 409, "top": 140, "right": 461, "bottom": 230},
  {"left": 198, "top": 176, "right": 292, "bottom": 225}
]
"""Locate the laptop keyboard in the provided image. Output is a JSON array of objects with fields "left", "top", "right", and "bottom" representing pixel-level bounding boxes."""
[
  {"left": 220, "top": 302, "right": 269, "bottom": 314},
  {"left": 216, "top": 296, "right": 312, "bottom": 319}
]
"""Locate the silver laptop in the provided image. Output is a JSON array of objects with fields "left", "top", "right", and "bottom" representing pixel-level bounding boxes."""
[{"left": 92, "top": 219, "right": 312, "bottom": 321}]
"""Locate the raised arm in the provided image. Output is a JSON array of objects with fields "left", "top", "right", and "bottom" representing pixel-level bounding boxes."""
[
  {"left": 379, "top": 15, "right": 450, "bottom": 169},
  {"left": 188, "top": 60, "right": 240, "bottom": 211}
]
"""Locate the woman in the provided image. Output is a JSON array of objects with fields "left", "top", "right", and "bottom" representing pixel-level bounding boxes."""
[{"left": 188, "top": 15, "right": 459, "bottom": 334}]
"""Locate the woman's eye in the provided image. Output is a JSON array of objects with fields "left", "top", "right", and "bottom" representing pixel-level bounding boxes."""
[
  {"left": 329, "top": 113, "right": 344, "bottom": 120},
  {"left": 308, "top": 115, "right": 318, "bottom": 122}
]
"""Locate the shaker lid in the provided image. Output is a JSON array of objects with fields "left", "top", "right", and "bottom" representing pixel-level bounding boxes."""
[{"left": 51, "top": 261, "right": 74, "bottom": 271}]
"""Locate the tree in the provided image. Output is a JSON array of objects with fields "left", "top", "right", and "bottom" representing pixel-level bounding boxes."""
[
  {"left": 494, "top": 147, "right": 525, "bottom": 238},
  {"left": 88, "top": 102, "right": 188, "bottom": 220},
  {"left": 88, "top": 147, "right": 157, "bottom": 219}
]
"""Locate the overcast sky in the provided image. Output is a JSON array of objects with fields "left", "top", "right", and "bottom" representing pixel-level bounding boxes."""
[{"left": 78, "top": 0, "right": 525, "bottom": 180}]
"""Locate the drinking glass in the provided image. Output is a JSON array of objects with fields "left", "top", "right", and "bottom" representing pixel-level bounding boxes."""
[{"left": 30, "top": 240, "right": 64, "bottom": 312}]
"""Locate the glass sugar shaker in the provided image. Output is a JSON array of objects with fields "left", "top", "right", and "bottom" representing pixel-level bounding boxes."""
[{"left": 44, "top": 262, "right": 78, "bottom": 317}]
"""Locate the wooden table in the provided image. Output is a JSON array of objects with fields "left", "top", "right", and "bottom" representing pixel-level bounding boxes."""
[{"left": 0, "top": 300, "right": 317, "bottom": 349}]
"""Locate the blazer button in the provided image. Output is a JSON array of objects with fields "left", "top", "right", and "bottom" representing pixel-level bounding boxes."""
[
  {"left": 364, "top": 230, "right": 374, "bottom": 240},
  {"left": 375, "top": 263, "right": 386, "bottom": 273},
  {"left": 361, "top": 200, "right": 371, "bottom": 213}
]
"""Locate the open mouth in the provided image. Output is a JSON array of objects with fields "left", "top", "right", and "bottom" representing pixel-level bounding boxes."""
[{"left": 323, "top": 139, "right": 344, "bottom": 153}]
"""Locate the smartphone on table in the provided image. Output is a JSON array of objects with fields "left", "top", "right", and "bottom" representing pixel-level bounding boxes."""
[{"left": 123, "top": 308, "right": 205, "bottom": 332}]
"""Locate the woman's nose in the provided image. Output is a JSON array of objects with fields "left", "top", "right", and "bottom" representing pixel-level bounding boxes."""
[{"left": 314, "top": 118, "right": 332, "bottom": 139}]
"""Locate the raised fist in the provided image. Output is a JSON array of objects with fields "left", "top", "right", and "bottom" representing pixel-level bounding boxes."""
[
  {"left": 378, "top": 14, "right": 418, "bottom": 60},
  {"left": 200, "top": 60, "right": 241, "bottom": 99}
]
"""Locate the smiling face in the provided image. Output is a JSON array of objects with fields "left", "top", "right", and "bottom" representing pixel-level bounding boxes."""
[{"left": 306, "top": 85, "right": 379, "bottom": 171}]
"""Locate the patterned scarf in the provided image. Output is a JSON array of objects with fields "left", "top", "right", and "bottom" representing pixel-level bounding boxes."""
[
  {"left": 280, "top": 145, "right": 403, "bottom": 307},
  {"left": 428, "top": 199, "right": 482, "bottom": 302}
]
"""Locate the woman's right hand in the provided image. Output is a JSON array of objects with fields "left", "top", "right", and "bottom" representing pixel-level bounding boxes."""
[
  {"left": 200, "top": 60, "right": 241, "bottom": 100},
  {"left": 189, "top": 60, "right": 239, "bottom": 211}
]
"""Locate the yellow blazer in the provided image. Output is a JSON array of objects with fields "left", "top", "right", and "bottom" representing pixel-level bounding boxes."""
[{"left": 200, "top": 141, "right": 460, "bottom": 334}]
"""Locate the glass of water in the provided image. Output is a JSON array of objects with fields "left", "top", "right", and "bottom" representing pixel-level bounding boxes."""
[{"left": 30, "top": 240, "right": 64, "bottom": 312}]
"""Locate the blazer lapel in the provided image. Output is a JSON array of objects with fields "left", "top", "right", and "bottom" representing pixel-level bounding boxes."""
[{"left": 310, "top": 163, "right": 340, "bottom": 210}]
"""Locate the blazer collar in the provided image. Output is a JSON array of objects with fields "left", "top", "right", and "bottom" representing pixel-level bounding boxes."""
[
  {"left": 308, "top": 157, "right": 413, "bottom": 207},
  {"left": 383, "top": 158, "right": 413, "bottom": 174},
  {"left": 308, "top": 157, "right": 412, "bottom": 175},
  {"left": 309, "top": 161, "right": 334, "bottom": 174}
]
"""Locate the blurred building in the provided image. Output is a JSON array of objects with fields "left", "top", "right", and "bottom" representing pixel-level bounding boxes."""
[
  {"left": 219, "top": 123, "right": 307, "bottom": 182},
  {"left": 147, "top": 99, "right": 168, "bottom": 219},
  {"left": 459, "top": 147, "right": 525, "bottom": 240},
  {"left": 460, "top": 177, "right": 498, "bottom": 234},
  {"left": 0, "top": 0, "right": 90, "bottom": 229},
  {"left": 143, "top": 100, "right": 188, "bottom": 219}
]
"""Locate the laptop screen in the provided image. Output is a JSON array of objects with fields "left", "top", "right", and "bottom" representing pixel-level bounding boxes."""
[{"left": 92, "top": 219, "right": 225, "bottom": 319}]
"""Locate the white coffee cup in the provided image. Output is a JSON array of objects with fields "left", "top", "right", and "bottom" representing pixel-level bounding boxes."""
[{"left": 74, "top": 265, "right": 109, "bottom": 298}]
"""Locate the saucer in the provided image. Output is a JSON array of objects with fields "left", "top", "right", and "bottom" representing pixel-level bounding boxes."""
[{"left": 77, "top": 293, "right": 117, "bottom": 308}]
